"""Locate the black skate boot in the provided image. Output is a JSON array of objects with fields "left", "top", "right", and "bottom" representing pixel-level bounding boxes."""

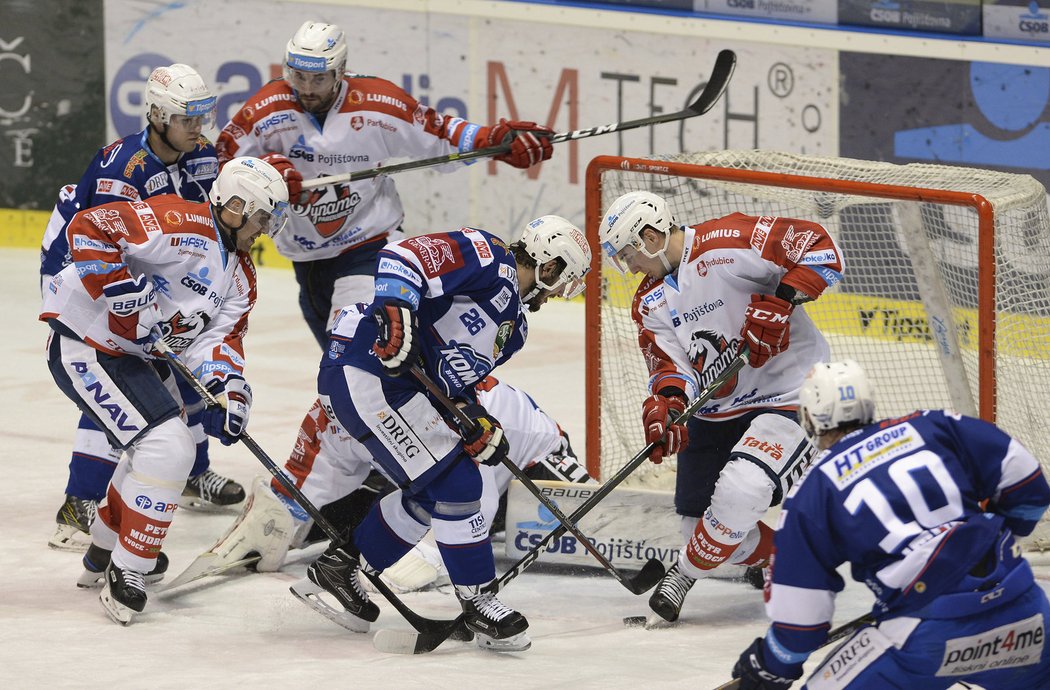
[
  {"left": 99, "top": 562, "right": 148, "bottom": 625},
  {"left": 456, "top": 583, "right": 531, "bottom": 652},
  {"left": 182, "top": 469, "right": 246, "bottom": 510},
  {"left": 743, "top": 565, "right": 767, "bottom": 590},
  {"left": 648, "top": 563, "right": 697, "bottom": 623},
  {"left": 77, "top": 544, "right": 169, "bottom": 588},
  {"left": 49, "top": 495, "right": 98, "bottom": 551},
  {"left": 290, "top": 543, "right": 380, "bottom": 633}
]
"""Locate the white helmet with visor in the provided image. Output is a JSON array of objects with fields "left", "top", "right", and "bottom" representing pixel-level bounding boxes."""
[
  {"left": 145, "top": 63, "right": 217, "bottom": 130},
  {"left": 517, "top": 215, "right": 592, "bottom": 300},
  {"left": 210, "top": 157, "right": 290, "bottom": 238},
  {"left": 599, "top": 191, "right": 678, "bottom": 274}
]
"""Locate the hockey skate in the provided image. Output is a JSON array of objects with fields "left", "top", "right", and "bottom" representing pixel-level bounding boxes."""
[
  {"left": 99, "top": 562, "right": 149, "bottom": 625},
  {"left": 290, "top": 543, "right": 379, "bottom": 633},
  {"left": 77, "top": 543, "right": 169, "bottom": 588},
  {"left": 648, "top": 563, "right": 696, "bottom": 623},
  {"left": 456, "top": 583, "right": 530, "bottom": 652},
  {"left": 48, "top": 495, "right": 97, "bottom": 551},
  {"left": 181, "top": 469, "right": 246, "bottom": 510},
  {"left": 743, "top": 565, "right": 767, "bottom": 590}
]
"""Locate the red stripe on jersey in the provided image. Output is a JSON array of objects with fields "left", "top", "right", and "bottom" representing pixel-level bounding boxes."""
[
  {"left": 340, "top": 76, "right": 418, "bottom": 123},
  {"left": 402, "top": 234, "right": 464, "bottom": 278},
  {"left": 277, "top": 399, "right": 331, "bottom": 496}
]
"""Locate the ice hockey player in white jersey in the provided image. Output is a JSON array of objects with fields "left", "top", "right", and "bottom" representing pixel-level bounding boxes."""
[
  {"left": 40, "top": 156, "right": 289, "bottom": 624},
  {"left": 198, "top": 373, "right": 590, "bottom": 596},
  {"left": 217, "top": 20, "right": 556, "bottom": 349},
  {"left": 40, "top": 65, "right": 245, "bottom": 554},
  {"left": 732, "top": 360, "right": 1050, "bottom": 689},
  {"left": 279, "top": 215, "right": 590, "bottom": 651},
  {"left": 598, "top": 191, "right": 844, "bottom": 624}
]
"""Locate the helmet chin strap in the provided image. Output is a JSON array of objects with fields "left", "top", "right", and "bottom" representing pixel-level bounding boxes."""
[
  {"left": 152, "top": 122, "right": 179, "bottom": 156},
  {"left": 212, "top": 206, "right": 244, "bottom": 252}
]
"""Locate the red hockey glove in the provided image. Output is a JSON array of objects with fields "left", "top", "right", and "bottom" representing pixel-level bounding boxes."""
[
  {"left": 260, "top": 153, "right": 305, "bottom": 204},
  {"left": 201, "top": 374, "right": 253, "bottom": 446},
  {"left": 102, "top": 274, "right": 163, "bottom": 343},
  {"left": 732, "top": 637, "right": 804, "bottom": 689},
  {"left": 741, "top": 294, "right": 793, "bottom": 368},
  {"left": 642, "top": 392, "right": 689, "bottom": 464},
  {"left": 486, "top": 118, "right": 554, "bottom": 169},
  {"left": 459, "top": 403, "right": 510, "bottom": 467},
  {"left": 372, "top": 298, "right": 420, "bottom": 377}
]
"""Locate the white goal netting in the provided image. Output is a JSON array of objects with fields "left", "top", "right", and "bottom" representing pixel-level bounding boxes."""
[{"left": 585, "top": 150, "right": 1050, "bottom": 548}]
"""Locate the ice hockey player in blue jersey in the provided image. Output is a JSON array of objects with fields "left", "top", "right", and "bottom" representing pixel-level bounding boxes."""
[
  {"left": 288, "top": 215, "right": 591, "bottom": 652},
  {"left": 39, "top": 64, "right": 244, "bottom": 552},
  {"left": 732, "top": 360, "right": 1050, "bottom": 689}
]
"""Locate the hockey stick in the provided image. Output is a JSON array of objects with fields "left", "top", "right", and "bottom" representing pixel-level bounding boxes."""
[
  {"left": 711, "top": 613, "right": 876, "bottom": 690},
  {"left": 153, "top": 340, "right": 464, "bottom": 637},
  {"left": 373, "top": 349, "right": 749, "bottom": 654},
  {"left": 409, "top": 364, "right": 666, "bottom": 595},
  {"left": 300, "top": 49, "right": 736, "bottom": 191}
]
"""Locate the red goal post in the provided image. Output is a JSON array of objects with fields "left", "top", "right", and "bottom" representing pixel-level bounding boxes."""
[{"left": 583, "top": 151, "right": 1050, "bottom": 545}]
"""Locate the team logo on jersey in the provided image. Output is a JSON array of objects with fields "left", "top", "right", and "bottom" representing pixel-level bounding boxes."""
[
  {"left": 493, "top": 321, "right": 514, "bottom": 359},
  {"left": 294, "top": 183, "right": 362, "bottom": 237},
  {"left": 781, "top": 224, "right": 817, "bottom": 264},
  {"left": 85, "top": 208, "right": 130, "bottom": 237},
  {"left": 437, "top": 342, "right": 490, "bottom": 389},
  {"left": 405, "top": 236, "right": 462, "bottom": 277},
  {"left": 157, "top": 311, "right": 212, "bottom": 352},
  {"left": 123, "top": 150, "right": 148, "bottom": 178},
  {"left": 688, "top": 330, "right": 740, "bottom": 399},
  {"left": 351, "top": 115, "right": 364, "bottom": 131},
  {"left": 348, "top": 89, "right": 365, "bottom": 104}
]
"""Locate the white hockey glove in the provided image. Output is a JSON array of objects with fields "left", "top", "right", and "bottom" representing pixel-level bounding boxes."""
[
  {"left": 202, "top": 374, "right": 253, "bottom": 445},
  {"left": 102, "top": 274, "right": 163, "bottom": 343}
]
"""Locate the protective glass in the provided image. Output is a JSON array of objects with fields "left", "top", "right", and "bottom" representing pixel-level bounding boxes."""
[
  {"left": 602, "top": 239, "right": 641, "bottom": 275},
  {"left": 537, "top": 267, "right": 587, "bottom": 300}
]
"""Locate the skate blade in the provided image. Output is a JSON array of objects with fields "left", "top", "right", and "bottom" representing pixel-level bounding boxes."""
[
  {"left": 99, "top": 588, "right": 137, "bottom": 626},
  {"left": 179, "top": 496, "right": 239, "bottom": 513},
  {"left": 49, "top": 525, "right": 92, "bottom": 552},
  {"left": 474, "top": 630, "right": 531, "bottom": 653},
  {"left": 289, "top": 578, "right": 371, "bottom": 633}
]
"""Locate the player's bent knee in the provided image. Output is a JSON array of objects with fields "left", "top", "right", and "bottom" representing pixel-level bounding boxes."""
[
  {"left": 711, "top": 459, "right": 776, "bottom": 526},
  {"left": 729, "top": 413, "right": 814, "bottom": 505},
  {"left": 133, "top": 417, "right": 196, "bottom": 481}
]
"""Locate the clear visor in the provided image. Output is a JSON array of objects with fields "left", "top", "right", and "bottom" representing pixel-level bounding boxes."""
[
  {"left": 251, "top": 200, "right": 290, "bottom": 238},
  {"left": 602, "top": 239, "right": 641, "bottom": 275},
  {"left": 285, "top": 67, "right": 338, "bottom": 93},
  {"left": 168, "top": 96, "right": 217, "bottom": 131},
  {"left": 537, "top": 269, "right": 587, "bottom": 300}
]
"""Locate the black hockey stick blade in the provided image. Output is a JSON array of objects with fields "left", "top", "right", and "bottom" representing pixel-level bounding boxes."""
[
  {"left": 625, "top": 558, "right": 668, "bottom": 595},
  {"left": 301, "top": 49, "right": 736, "bottom": 190},
  {"left": 373, "top": 614, "right": 470, "bottom": 654}
]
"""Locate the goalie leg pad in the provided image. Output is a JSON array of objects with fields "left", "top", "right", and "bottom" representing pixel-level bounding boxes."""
[{"left": 209, "top": 476, "right": 295, "bottom": 572}]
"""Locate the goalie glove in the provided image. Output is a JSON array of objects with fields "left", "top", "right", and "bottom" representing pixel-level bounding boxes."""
[
  {"left": 641, "top": 391, "right": 689, "bottom": 464},
  {"left": 202, "top": 374, "right": 253, "bottom": 445},
  {"left": 372, "top": 298, "right": 421, "bottom": 377},
  {"left": 485, "top": 118, "right": 554, "bottom": 169},
  {"left": 102, "top": 274, "right": 163, "bottom": 344},
  {"left": 459, "top": 403, "right": 510, "bottom": 467},
  {"left": 732, "top": 637, "right": 804, "bottom": 690},
  {"left": 741, "top": 293, "right": 793, "bottom": 368}
]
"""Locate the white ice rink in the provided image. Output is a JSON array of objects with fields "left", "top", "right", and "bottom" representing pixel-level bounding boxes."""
[{"left": 4, "top": 247, "right": 1043, "bottom": 689}]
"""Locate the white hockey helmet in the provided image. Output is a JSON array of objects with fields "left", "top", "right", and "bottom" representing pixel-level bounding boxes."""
[
  {"left": 284, "top": 21, "right": 348, "bottom": 78},
  {"left": 209, "top": 157, "right": 290, "bottom": 238},
  {"left": 144, "top": 64, "right": 217, "bottom": 129},
  {"left": 599, "top": 190, "right": 677, "bottom": 274},
  {"left": 799, "top": 360, "right": 876, "bottom": 440},
  {"left": 518, "top": 215, "right": 592, "bottom": 299}
]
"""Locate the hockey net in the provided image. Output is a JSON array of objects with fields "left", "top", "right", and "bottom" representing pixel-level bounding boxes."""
[{"left": 584, "top": 151, "right": 1050, "bottom": 548}]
